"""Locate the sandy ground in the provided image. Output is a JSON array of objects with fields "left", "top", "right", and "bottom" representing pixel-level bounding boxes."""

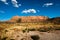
[
  {"left": 1, "top": 30, "right": 60, "bottom": 40},
  {"left": 28, "top": 30, "right": 60, "bottom": 40}
]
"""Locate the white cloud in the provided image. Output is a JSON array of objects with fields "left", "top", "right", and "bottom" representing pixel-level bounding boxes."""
[
  {"left": 11, "top": 0, "right": 21, "bottom": 8},
  {"left": 22, "top": 9, "right": 37, "bottom": 14},
  {"left": 43, "top": 3, "right": 53, "bottom": 7},
  {"left": 0, "top": 0, "right": 8, "bottom": 5}
]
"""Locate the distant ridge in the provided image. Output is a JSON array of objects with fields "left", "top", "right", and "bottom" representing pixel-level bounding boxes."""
[
  {"left": 6, "top": 16, "right": 49, "bottom": 23},
  {"left": 0, "top": 16, "right": 60, "bottom": 24}
]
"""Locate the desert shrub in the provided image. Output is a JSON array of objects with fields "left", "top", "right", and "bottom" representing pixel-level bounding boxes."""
[
  {"left": 22, "top": 28, "right": 28, "bottom": 33},
  {"left": 21, "top": 38, "right": 26, "bottom": 40},
  {"left": 38, "top": 28, "right": 47, "bottom": 32},
  {"left": 31, "top": 35, "right": 40, "bottom": 40},
  {"left": 10, "top": 39, "right": 15, "bottom": 40},
  {"left": 17, "top": 35, "right": 20, "bottom": 37},
  {"left": 22, "top": 30, "right": 26, "bottom": 33},
  {"left": 5, "top": 30, "right": 8, "bottom": 32},
  {"left": 54, "top": 26, "right": 60, "bottom": 30},
  {"left": 46, "top": 26, "right": 53, "bottom": 31},
  {"left": 28, "top": 28, "right": 36, "bottom": 31},
  {"left": 38, "top": 26, "right": 53, "bottom": 32},
  {"left": 22, "top": 28, "right": 36, "bottom": 33},
  {"left": 1, "top": 37, "right": 8, "bottom": 40}
]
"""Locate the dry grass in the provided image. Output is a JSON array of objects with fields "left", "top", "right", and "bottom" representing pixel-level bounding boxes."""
[{"left": 0, "top": 22, "right": 60, "bottom": 40}]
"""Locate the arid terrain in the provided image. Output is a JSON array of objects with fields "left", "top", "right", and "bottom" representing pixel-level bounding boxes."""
[{"left": 0, "top": 16, "right": 60, "bottom": 40}]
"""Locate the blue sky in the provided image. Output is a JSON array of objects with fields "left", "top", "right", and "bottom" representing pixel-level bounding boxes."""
[{"left": 0, "top": 0, "right": 60, "bottom": 21}]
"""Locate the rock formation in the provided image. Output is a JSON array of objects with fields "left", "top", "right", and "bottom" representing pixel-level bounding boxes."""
[{"left": 7, "top": 16, "right": 49, "bottom": 23}]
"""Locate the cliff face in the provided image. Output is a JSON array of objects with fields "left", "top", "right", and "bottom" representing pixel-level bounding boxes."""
[
  {"left": 21, "top": 16, "right": 49, "bottom": 22},
  {"left": 7, "top": 16, "right": 49, "bottom": 23}
]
